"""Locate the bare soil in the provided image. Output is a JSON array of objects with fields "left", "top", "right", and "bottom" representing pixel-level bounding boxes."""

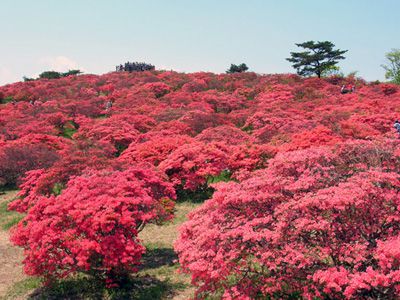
[{"left": 0, "top": 191, "right": 26, "bottom": 299}]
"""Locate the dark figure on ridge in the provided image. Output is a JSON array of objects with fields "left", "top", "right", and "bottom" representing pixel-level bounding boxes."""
[
  {"left": 394, "top": 120, "right": 400, "bottom": 138},
  {"left": 341, "top": 84, "right": 355, "bottom": 94}
]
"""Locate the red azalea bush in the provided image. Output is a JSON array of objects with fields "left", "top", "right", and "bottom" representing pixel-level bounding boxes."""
[
  {"left": 142, "top": 82, "right": 172, "bottom": 98},
  {"left": 159, "top": 141, "right": 231, "bottom": 191},
  {"left": 8, "top": 169, "right": 47, "bottom": 213},
  {"left": 11, "top": 167, "right": 175, "bottom": 284},
  {"left": 74, "top": 115, "right": 140, "bottom": 153},
  {"left": 0, "top": 138, "right": 60, "bottom": 187},
  {"left": 118, "top": 134, "right": 193, "bottom": 166},
  {"left": 8, "top": 139, "right": 115, "bottom": 212},
  {"left": 175, "top": 143, "right": 400, "bottom": 299},
  {"left": 195, "top": 125, "right": 252, "bottom": 145}
]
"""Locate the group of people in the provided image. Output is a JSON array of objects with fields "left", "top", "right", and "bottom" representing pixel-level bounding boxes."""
[
  {"left": 340, "top": 84, "right": 356, "bottom": 94},
  {"left": 115, "top": 62, "right": 155, "bottom": 72}
]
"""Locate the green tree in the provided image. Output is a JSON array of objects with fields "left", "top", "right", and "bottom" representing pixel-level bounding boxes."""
[
  {"left": 38, "top": 71, "right": 62, "bottom": 79},
  {"left": 62, "top": 69, "right": 82, "bottom": 77},
  {"left": 382, "top": 49, "right": 400, "bottom": 84},
  {"left": 22, "top": 76, "right": 35, "bottom": 82},
  {"left": 37, "top": 70, "right": 82, "bottom": 80},
  {"left": 320, "top": 65, "right": 342, "bottom": 77},
  {"left": 287, "top": 41, "right": 347, "bottom": 78},
  {"left": 226, "top": 63, "right": 249, "bottom": 74}
]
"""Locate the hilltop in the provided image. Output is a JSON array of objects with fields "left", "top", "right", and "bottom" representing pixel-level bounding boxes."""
[{"left": 1, "top": 71, "right": 400, "bottom": 299}]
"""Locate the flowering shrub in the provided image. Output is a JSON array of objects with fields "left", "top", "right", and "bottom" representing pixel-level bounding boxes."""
[
  {"left": 159, "top": 141, "right": 230, "bottom": 191},
  {"left": 0, "top": 138, "right": 60, "bottom": 187},
  {"left": 7, "top": 169, "right": 46, "bottom": 213},
  {"left": 175, "top": 161, "right": 400, "bottom": 299},
  {"left": 2, "top": 70, "right": 400, "bottom": 297},
  {"left": 11, "top": 167, "right": 175, "bottom": 284},
  {"left": 118, "top": 134, "right": 193, "bottom": 166}
]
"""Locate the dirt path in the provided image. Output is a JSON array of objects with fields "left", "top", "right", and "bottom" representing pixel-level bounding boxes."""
[
  {"left": 0, "top": 191, "right": 26, "bottom": 299},
  {"left": 0, "top": 230, "right": 25, "bottom": 298}
]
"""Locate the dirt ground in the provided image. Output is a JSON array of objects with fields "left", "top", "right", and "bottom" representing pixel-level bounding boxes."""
[{"left": 0, "top": 191, "right": 26, "bottom": 299}]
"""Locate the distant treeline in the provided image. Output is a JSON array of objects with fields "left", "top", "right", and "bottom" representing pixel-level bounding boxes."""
[{"left": 24, "top": 70, "right": 82, "bottom": 81}]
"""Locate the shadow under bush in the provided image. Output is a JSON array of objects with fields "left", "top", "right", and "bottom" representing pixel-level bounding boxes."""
[
  {"left": 176, "top": 184, "right": 215, "bottom": 203},
  {"left": 140, "top": 247, "right": 177, "bottom": 270},
  {"left": 27, "top": 275, "right": 177, "bottom": 300}
]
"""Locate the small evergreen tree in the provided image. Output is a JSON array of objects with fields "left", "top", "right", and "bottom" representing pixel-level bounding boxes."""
[
  {"left": 287, "top": 41, "right": 347, "bottom": 78},
  {"left": 226, "top": 63, "right": 249, "bottom": 74},
  {"left": 38, "top": 71, "right": 62, "bottom": 79},
  {"left": 23, "top": 76, "right": 35, "bottom": 82},
  {"left": 62, "top": 70, "right": 82, "bottom": 77}
]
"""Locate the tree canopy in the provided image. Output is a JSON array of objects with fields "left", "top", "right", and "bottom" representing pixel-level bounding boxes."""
[
  {"left": 226, "top": 63, "right": 249, "bottom": 74},
  {"left": 35, "top": 70, "right": 82, "bottom": 80},
  {"left": 382, "top": 49, "right": 400, "bottom": 85},
  {"left": 287, "top": 41, "right": 347, "bottom": 78}
]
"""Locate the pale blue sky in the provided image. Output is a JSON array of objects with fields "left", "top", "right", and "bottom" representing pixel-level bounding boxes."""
[{"left": 1, "top": 0, "right": 399, "bottom": 85}]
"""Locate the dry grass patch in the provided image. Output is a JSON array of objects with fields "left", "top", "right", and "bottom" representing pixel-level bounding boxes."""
[{"left": 138, "top": 202, "right": 200, "bottom": 299}]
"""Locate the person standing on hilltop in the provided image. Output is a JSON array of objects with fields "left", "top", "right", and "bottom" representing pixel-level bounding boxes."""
[
  {"left": 394, "top": 120, "right": 400, "bottom": 138},
  {"left": 105, "top": 100, "right": 113, "bottom": 111}
]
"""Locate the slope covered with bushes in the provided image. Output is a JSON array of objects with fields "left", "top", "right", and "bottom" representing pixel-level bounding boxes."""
[{"left": 1, "top": 71, "right": 399, "bottom": 298}]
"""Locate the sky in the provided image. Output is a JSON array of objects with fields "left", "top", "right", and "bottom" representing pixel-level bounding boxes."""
[{"left": 1, "top": 0, "right": 399, "bottom": 85}]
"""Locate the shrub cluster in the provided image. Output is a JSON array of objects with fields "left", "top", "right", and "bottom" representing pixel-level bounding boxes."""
[{"left": 1, "top": 70, "right": 399, "bottom": 295}]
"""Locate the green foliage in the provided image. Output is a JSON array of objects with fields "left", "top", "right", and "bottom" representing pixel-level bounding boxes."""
[
  {"left": 51, "top": 182, "right": 64, "bottom": 196},
  {"left": 287, "top": 41, "right": 347, "bottom": 78},
  {"left": 61, "top": 127, "right": 77, "bottom": 139},
  {"left": 23, "top": 76, "right": 35, "bottom": 82},
  {"left": 36, "top": 70, "right": 82, "bottom": 80},
  {"left": 63, "top": 69, "right": 82, "bottom": 77},
  {"left": 241, "top": 124, "right": 254, "bottom": 133},
  {"left": 3, "top": 277, "right": 42, "bottom": 300},
  {"left": 61, "top": 121, "right": 78, "bottom": 139},
  {"left": 22, "top": 275, "right": 176, "bottom": 300},
  {"left": 0, "top": 192, "right": 24, "bottom": 230},
  {"left": 175, "top": 171, "right": 233, "bottom": 203},
  {"left": 321, "top": 65, "right": 343, "bottom": 77},
  {"left": 39, "top": 71, "right": 62, "bottom": 79},
  {"left": 1, "top": 96, "right": 14, "bottom": 104},
  {"left": 176, "top": 183, "right": 215, "bottom": 203},
  {"left": 226, "top": 63, "right": 249, "bottom": 74},
  {"left": 382, "top": 48, "right": 400, "bottom": 85},
  {"left": 207, "top": 169, "right": 232, "bottom": 184}
]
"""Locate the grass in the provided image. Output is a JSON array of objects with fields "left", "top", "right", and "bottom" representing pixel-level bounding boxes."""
[
  {"left": 2, "top": 278, "right": 42, "bottom": 300},
  {"left": 61, "top": 127, "right": 76, "bottom": 139},
  {"left": 136, "top": 202, "right": 200, "bottom": 299},
  {"left": 25, "top": 275, "right": 179, "bottom": 300},
  {"left": 139, "top": 202, "right": 199, "bottom": 248},
  {"left": 0, "top": 191, "right": 23, "bottom": 230},
  {"left": 2, "top": 201, "right": 200, "bottom": 300}
]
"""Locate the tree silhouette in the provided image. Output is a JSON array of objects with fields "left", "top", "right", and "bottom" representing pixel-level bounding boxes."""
[
  {"left": 287, "top": 41, "right": 347, "bottom": 78},
  {"left": 226, "top": 63, "right": 249, "bottom": 74}
]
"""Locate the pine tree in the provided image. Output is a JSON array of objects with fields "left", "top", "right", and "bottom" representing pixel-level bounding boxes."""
[{"left": 287, "top": 41, "right": 347, "bottom": 78}]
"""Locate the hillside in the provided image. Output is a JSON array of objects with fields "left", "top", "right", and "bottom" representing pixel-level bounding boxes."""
[{"left": 1, "top": 71, "right": 400, "bottom": 299}]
